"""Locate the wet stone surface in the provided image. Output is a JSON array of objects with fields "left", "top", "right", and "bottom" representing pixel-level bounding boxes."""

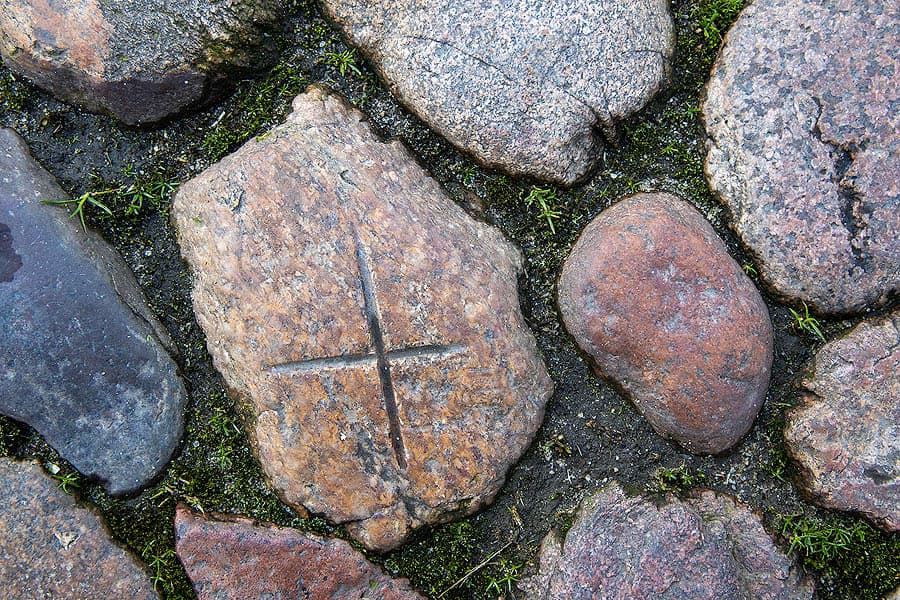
[
  {"left": 173, "top": 85, "right": 553, "bottom": 551},
  {"left": 558, "top": 192, "right": 773, "bottom": 454},
  {"left": 322, "top": 0, "right": 674, "bottom": 184},
  {"left": 0, "top": 0, "right": 280, "bottom": 125},
  {"left": 0, "top": 128, "right": 186, "bottom": 495},
  {"left": 175, "top": 505, "right": 424, "bottom": 599},
  {"left": 0, "top": 458, "right": 158, "bottom": 599},
  {"left": 785, "top": 310, "right": 900, "bottom": 532},
  {"left": 703, "top": 0, "right": 900, "bottom": 315},
  {"left": 520, "top": 482, "right": 814, "bottom": 599}
]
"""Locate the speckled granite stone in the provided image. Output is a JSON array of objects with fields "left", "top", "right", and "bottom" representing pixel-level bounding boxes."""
[
  {"left": 0, "top": 128, "right": 186, "bottom": 495},
  {"left": 175, "top": 506, "right": 424, "bottom": 599},
  {"left": 704, "top": 0, "right": 899, "bottom": 315},
  {"left": 0, "top": 0, "right": 280, "bottom": 124},
  {"left": 520, "top": 482, "right": 813, "bottom": 599},
  {"left": 173, "top": 85, "right": 553, "bottom": 551},
  {"left": 558, "top": 193, "right": 773, "bottom": 454},
  {"left": 785, "top": 311, "right": 899, "bottom": 531},
  {"left": 0, "top": 458, "right": 157, "bottom": 599},
  {"left": 321, "top": 0, "right": 674, "bottom": 184}
]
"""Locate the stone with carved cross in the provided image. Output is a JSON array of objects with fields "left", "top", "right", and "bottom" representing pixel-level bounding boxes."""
[{"left": 173, "top": 85, "right": 554, "bottom": 551}]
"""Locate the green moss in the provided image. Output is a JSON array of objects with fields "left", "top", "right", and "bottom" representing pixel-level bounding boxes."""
[
  {"left": 777, "top": 513, "right": 900, "bottom": 598},
  {"left": 0, "top": 416, "right": 25, "bottom": 457},
  {"left": 384, "top": 521, "right": 478, "bottom": 597},
  {"left": 383, "top": 521, "right": 532, "bottom": 600},
  {"left": 0, "top": 68, "right": 32, "bottom": 115},
  {"left": 202, "top": 62, "right": 308, "bottom": 160}
]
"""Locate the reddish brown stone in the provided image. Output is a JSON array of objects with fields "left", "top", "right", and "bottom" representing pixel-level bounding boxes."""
[
  {"left": 0, "top": 458, "right": 157, "bottom": 599},
  {"left": 784, "top": 311, "right": 899, "bottom": 531},
  {"left": 558, "top": 193, "right": 773, "bottom": 454},
  {"left": 704, "top": 0, "right": 899, "bottom": 315},
  {"left": 173, "top": 85, "right": 552, "bottom": 551},
  {"left": 175, "top": 506, "right": 423, "bottom": 599},
  {"left": 0, "top": 0, "right": 279, "bottom": 124},
  {"left": 520, "top": 483, "right": 813, "bottom": 599}
]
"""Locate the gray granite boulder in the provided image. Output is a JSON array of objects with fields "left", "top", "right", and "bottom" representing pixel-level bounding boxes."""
[
  {"left": 0, "top": 128, "right": 186, "bottom": 494},
  {"left": 175, "top": 506, "right": 424, "bottom": 599},
  {"left": 0, "top": 458, "right": 157, "bottom": 599},
  {"left": 521, "top": 482, "right": 813, "bottom": 599},
  {"left": 0, "top": 0, "right": 280, "bottom": 124},
  {"left": 173, "top": 86, "right": 552, "bottom": 551},
  {"left": 704, "top": 0, "right": 899, "bottom": 315},
  {"left": 322, "top": 0, "right": 674, "bottom": 184},
  {"left": 785, "top": 310, "right": 899, "bottom": 531},
  {"left": 558, "top": 193, "right": 773, "bottom": 454}
]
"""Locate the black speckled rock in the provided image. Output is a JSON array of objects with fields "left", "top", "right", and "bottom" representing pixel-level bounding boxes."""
[
  {"left": 520, "top": 482, "right": 814, "bottom": 599},
  {"left": 0, "top": 128, "right": 186, "bottom": 494},
  {"left": 322, "top": 0, "right": 674, "bottom": 184},
  {"left": 0, "top": 0, "right": 280, "bottom": 125},
  {"left": 0, "top": 458, "right": 158, "bottom": 599},
  {"left": 704, "top": 0, "right": 899, "bottom": 315}
]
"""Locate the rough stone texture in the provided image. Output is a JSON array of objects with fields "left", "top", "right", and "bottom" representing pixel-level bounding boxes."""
[
  {"left": 703, "top": 0, "right": 899, "bottom": 315},
  {"left": 175, "top": 506, "right": 424, "bottom": 599},
  {"left": 321, "top": 0, "right": 674, "bottom": 184},
  {"left": 888, "top": 586, "right": 900, "bottom": 600},
  {"left": 558, "top": 193, "right": 773, "bottom": 454},
  {"left": 520, "top": 482, "right": 813, "bottom": 599},
  {"left": 173, "top": 85, "right": 553, "bottom": 551},
  {"left": 0, "top": 128, "right": 186, "bottom": 494},
  {"left": 0, "top": 0, "right": 280, "bottom": 125},
  {"left": 0, "top": 458, "right": 157, "bottom": 599},
  {"left": 784, "top": 311, "right": 899, "bottom": 531}
]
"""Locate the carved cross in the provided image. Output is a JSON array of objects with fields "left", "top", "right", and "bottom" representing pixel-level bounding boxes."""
[{"left": 269, "top": 233, "right": 464, "bottom": 470}]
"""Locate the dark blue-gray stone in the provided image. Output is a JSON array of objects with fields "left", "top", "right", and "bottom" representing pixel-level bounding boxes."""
[{"left": 0, "top": 128, "right": 185, "bottom": 494}]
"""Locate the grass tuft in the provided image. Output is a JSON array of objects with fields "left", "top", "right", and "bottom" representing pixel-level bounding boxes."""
[
  {"left": 322, "top": 49, "right": 362, "bottom": 76},
  {"left": 692, "top": 0, "right": 745, "bottom": 47},
  {"left": 654, "top": 461, "right": 706, "bottom": 493},
  {"left": 523, "top": 186, "right": 562, "bottom": 234},
  {"left": 788, "top": 302, "right": 826, "bottom": 343}
]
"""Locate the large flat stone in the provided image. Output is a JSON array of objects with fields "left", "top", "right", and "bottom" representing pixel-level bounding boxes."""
[
  {"left": 0, "top": 0, "right": 280, "bottom": 124},
  {"left": 0, "top": 458, "right": 157, "bottom": 599},
  {"left": 0, "top": 128, "right": 186, "bottom": 495},
  {"left": 175, "top": 506, "right": 423, "bottom": 599},
  {"left": 558, "top": 193, "right": 773, "bottom": 454},
  {"left": 520, "top": 482, "right": 813, "bottom": 599},
  {"left": 173, "top": 85, "right": 553, "bottom": 551},
  {"left": 703, "top": 0, "right": 899, "bottom": 315},
  {"left": 785, "top": 310, "right": 899, "bottom": 531},
  {"left": 321, "top": 0, "right": 674, "bottom": 184}
]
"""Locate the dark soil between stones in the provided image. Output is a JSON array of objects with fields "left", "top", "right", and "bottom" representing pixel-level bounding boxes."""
[{"left": 1, "top": 1, "right": 897, "bottom": 598}]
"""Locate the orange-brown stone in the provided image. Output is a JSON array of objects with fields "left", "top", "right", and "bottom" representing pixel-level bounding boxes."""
[
  {"left": 558, "top": 193, "right": 773, "bottom": 454},
  {"left": 173, "top": 85, "right": 553, "bottom": 551}
]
